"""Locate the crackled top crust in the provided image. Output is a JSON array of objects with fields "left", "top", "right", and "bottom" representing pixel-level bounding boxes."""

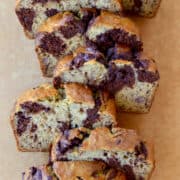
[
  {"left": 79, "top": 127, "right": 154, "bottom": 161},
  {"left": 51, "top": 127, "right": 154, "bottom": 163},
  {"left": 113, "top": 54, "right": 158, "bottom": 73},
  {"left": 13, "top": 83, "right": 117, "bottom": 127},
  {"left": 14, "top": 83, "right": 97, "bottom": 112},
  {"left": 73, "top": 46, "right": 102, "bottom": 55},
  {"left": 54, "top": 46, "right": 105, "bottom": 76},
  {"left": 37, "top": 12, "right": 75, "bottom": 33},
  {"left": 53, "top": 161, "right": 126, "bottom": 180},
  {"left": 54, "top": 54, "right": 74, "bottom": 75},
  {"left": 87, "top": 11, "right": 140, "bottom": 38},
  {"left": 80, "top": 127, "right": 140, "bottom": 151},
  {"left": 112, "top": 52, "right": 160, "bottom": 85},
  {"left": 64, "top": 83, "right": 94, "bottom": 106},
  {"left": 15, "top": 84, "right": 59, "bottom": 111},
  {"left": 135, "top": 52, "right": 158, "bottom": 73}
]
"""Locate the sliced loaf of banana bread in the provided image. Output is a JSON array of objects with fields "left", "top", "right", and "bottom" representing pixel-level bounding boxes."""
[
  {"left": 10, "top": 83, "right": 116, "bottom": 151},
  {"left": 51, "top": 127, "right": 154, "bottom": 180}
]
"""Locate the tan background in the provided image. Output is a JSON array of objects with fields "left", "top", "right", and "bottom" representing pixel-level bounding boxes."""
[{"left": 0, "top": 0, "right": 180, "bottom": 179}]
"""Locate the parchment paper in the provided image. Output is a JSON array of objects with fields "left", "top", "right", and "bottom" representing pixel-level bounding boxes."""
[{"left": 0, "top": 0, "right": 180, "bottom": 179}]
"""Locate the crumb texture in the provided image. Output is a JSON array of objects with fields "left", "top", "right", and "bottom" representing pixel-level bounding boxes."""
[
  {"left": 11, "top": 83, "right": 116, "bottom": 151},
  {"left": 51, "top": 127, "right": 154, "bottom": 180}
]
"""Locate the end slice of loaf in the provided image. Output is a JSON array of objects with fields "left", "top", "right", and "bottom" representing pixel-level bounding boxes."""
[
  {"left": 51, "top": 127, "right": 155, "bottom": 180},
  {"left": 112, "top": 56, "right": 159, "bottom": 113},
  {"left": 53, "top": 46, "right": 159, "bottom": 113},
  {"left": 10, "top": 83, "right": 117, "bottom": 152}
]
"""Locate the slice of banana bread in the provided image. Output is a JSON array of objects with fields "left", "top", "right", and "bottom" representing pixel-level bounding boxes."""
[
  {"left": 22, "top": 165, "right": 58, "bottom": 180},
  {"left": 111, "top": 56, "right": 159, "bottom": 113},
  {"left": 51, "top": 127, "right": 154, "bottom": 180},
  {"left": 86, "top": 11, "right": 143, "bottom": 53},
  {"left": 53, "top": 46, "right": 108, "bottom": 87},
  {"left": 35, "top": 12, "right": 88, "bottom": 77},
  {"left": 53, "top": 46, "right": 159, "bottom": 113},
  {"left": 10, "top": 83, "right": 116, "bottom": 151},
  {"left": 53, "top": 161, "right": 126, "bottom": 180},
  {"left": 15, "top": 0, "right": 161, "bottom": 38}
]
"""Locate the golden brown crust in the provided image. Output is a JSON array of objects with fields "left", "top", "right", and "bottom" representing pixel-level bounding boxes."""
[
  {"left": 53, "top": 48, "right": 159, "bottom": 113},
  {"left": 71, "top": 127, "right": 88, "bottom": 139},
  {"left": 35, "top": 11, "right": 86, "bottom": 77},
  {"left": 79, "top": 127, "right": 154, "bottom": 163},
  {"left": 54, "top": 57, "right": 104, "bottom": 77},
  {"left": 113, "top": 59, "right": 133, "bottom": 65},
  {"left": 51, "top": 127, "right": 154, "bottom": 170},
  {"left": 38, "top": 12, "right": 73, "bottom": 33},
  {"left": 139, "top": 53, "right": 158, "bottom": 73},
  {"left": 80, "top": 127, "right": 140, "bottom": 152},
  {"left": 15, "top": 0, "right": 20, "bottom": 7},
  {"left": 50, "top": 128, "right": 82, "bottom": 160},
  {"left": 88, "top": 11, "right": 140, "bottom": 36},
  {"left": 64, "top": 83, "right": 95, "bottom": 106},
  {"left": 53, "top": 161, "right": 126, "bottom": 180},
  {"left": 51, "top": 128, "right": 88, "bottom": 158},
  {"left": 53, "top": 161, "right": 105, "bottom": 179},
  {"left": 113, "top": 52, "right": 159, "bottom": 73},
  {"left": 101, "top": 98, "right": 117, "bottom": 122},
  {"left": 54, "top": 46, "right": 101, "bottom": 77},
  {"left": 74, "top": 46, "right": 94, "bottom": 55},
  {"left": 54, "top": 46, "right": 158, "bottom": 76},
  {"left": 99, "top": 92, "right": 117, "bottom": 123},
  {"left": 11, "top": 84, "right": 117, "bottom": 152},
  {"left": 15, "top": 84, "right": 59, "bottom": 111},
  {"left": 54, "top": 55, "right": 73, "bottom": 76}
]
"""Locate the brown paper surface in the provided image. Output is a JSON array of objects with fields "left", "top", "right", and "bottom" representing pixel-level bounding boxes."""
[{"left": 0, "top": 0, "right": 180, "bottom": 179}]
